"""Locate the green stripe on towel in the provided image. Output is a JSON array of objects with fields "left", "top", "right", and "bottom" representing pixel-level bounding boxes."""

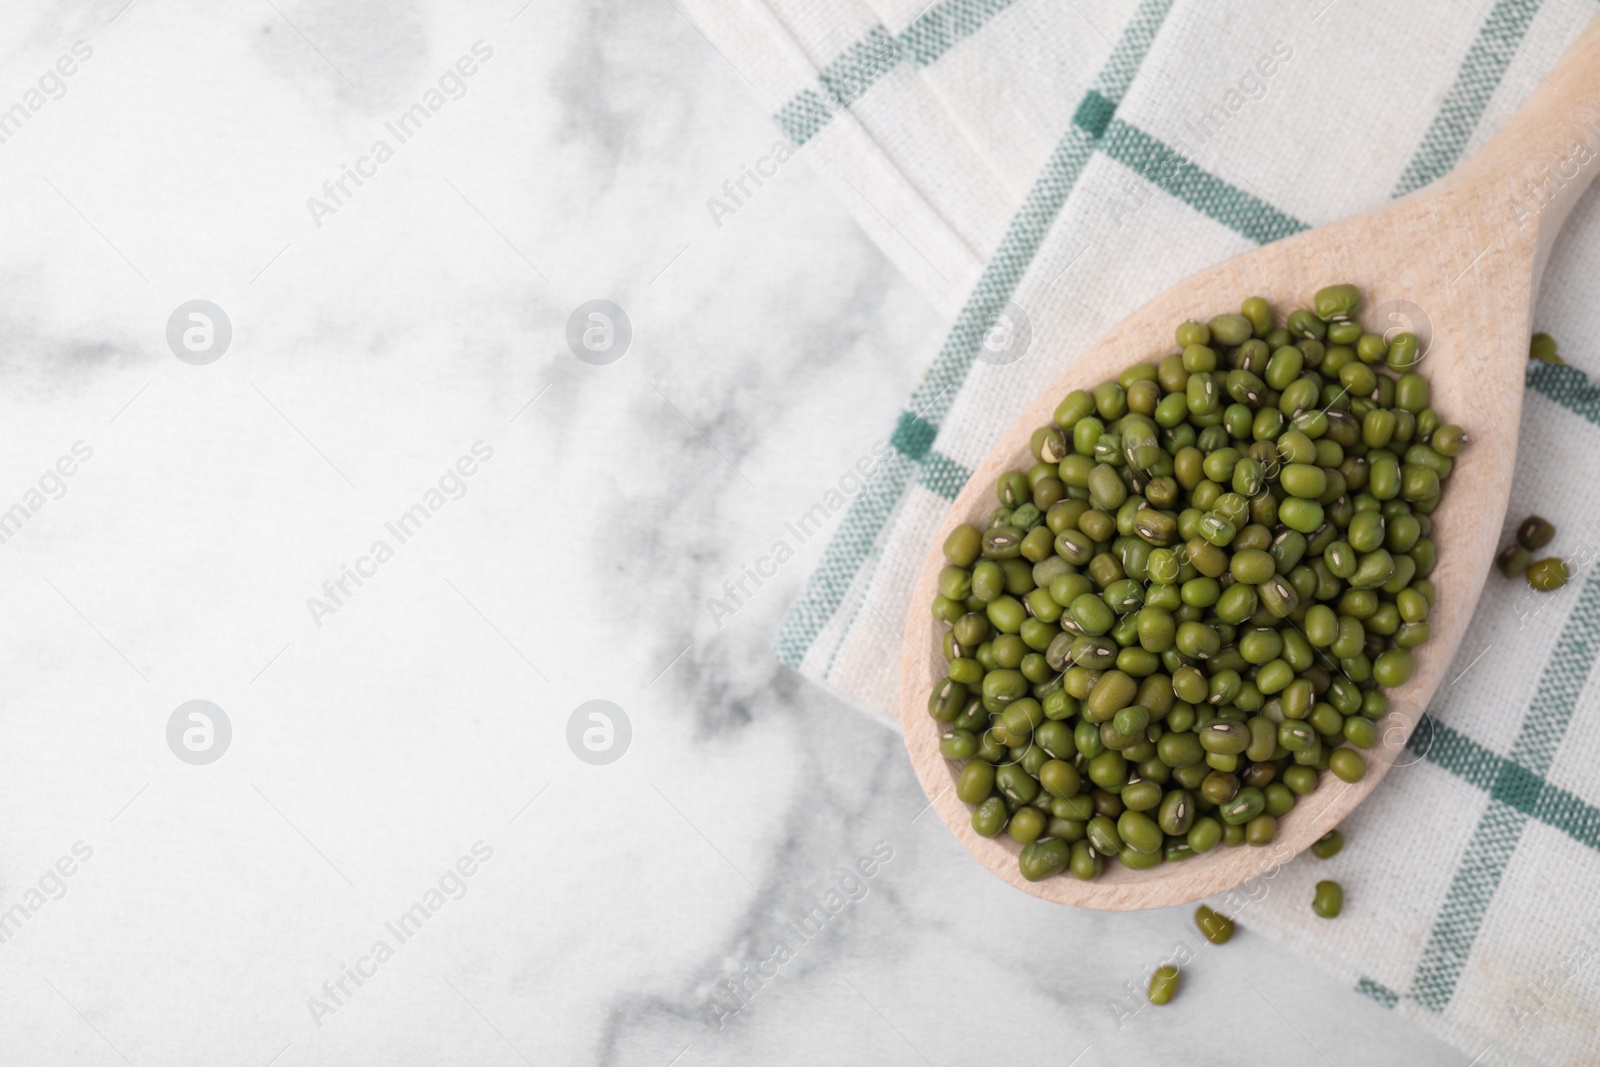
[
  {"left": 1357, "top": 976, "right": 1401, "bottom": 1009},
  {"left": 776, "top": 0, "right": 1178, "bottom": 671},
  {"left": 1409, "top": 724, "right": 1600, "bottom": 853},
  {"left": 1391, "top": 0, "right": 1545, "bottom": 196},
  {"left": 774, "top": 0, "right": 1021, "bottom": 146},
  {"left": 1098, "top": 120, "right": 1308, "bottom": 244},
  {"left": 1409, "top": 566, "right": 1600, "bottom": 1011}
]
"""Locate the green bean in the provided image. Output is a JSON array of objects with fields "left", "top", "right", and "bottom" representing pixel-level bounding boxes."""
[
  {"left": 1311, "top": 829, "right": 1344, "bottom": 859},
  {"left": 956, "top": 761, "right": 994, "bottom": 804},
  {"left": 1431, "top": 423, "right": 1466, "bottom": 456},
  {"left": 1527, "top": 557, "right": 1572, "bottom": 592},
  {"left": 1263, "top": 782, "right": 1296, "bottom": 817},
  {"left": 972, "top": 797, "right": 1008, "bottom": 837},
  {"left": 1386, "top": 333, "right": 1419, "bottom": 372},
  {"left": 1314, "top": 284, "right": 1361, "bottom": 321},
  {"left": 1069, "top": 839, "right": 1103, "bottom": 879},
  {"left": 1312, "top": 880, "right": 1344, "bottom": 918},
  {"left": 1200, "top": 720, "right": 1249, "bottom": 755},
  {"left": 995, "top": 763, "right": 1039, "bottom": 804},
  {"left": 1147, "top": 965, "right": 1181, "bottom": 1005},
  {"left": 1372, "top": 648, "right": 1415, "bottom": 687},
  {"left": 1086, "top": 815, "right": 1123, "bottom": 856},
  {"left": 1008, "top": 807, "right": 1046, "bottom": 845},
  {"left": 1019, "top": 838, "right": 1071, "bottom": 881},
  {"left": 1279, "top": 765, "right": 1316, "bottom": 795},
  {"left": 1245, "top": 813, "right": 1278, "bottom": 846},
  {"left": 1183, "top": 342, "right": 1217, "bottom": 373},
  {"left": 981, "top": 526, "right": 1025, "bottom": 560},
  {"left": 1219, "top": 786, "right": 1265, "bottom": 825},
  {"left": 1517, "top": 515, "right": 1556, "bottom": 551},
  {"left": 1194, "top": 905, "right": 1236, "bottom": 944},
  {"left": 1210, "top": 313, "right": 1254, "bottom": 346},
  {"left": 1185, "top": 817, "right": 1221, "bottom": 854},
  {"left": 927, "top": 678, "right": 965, "bottom": 721},
  {"left": 1329, "top": 748, "right": 1367, "bottom": 783},
  {"left": 944, "top": 524, "right": 981, "bottom": 566},
  {"left": 1117, "top": 810, "right": 1163, "bottom": 854},
  {"left": 1287, "top": 309, "right": 1326, "bottom": 341},
  {"left": 1529, "top": 332, "right": 1563, "bottom": 365},
  {"left": 940, "top": 728, "right": 978, "bottom": 760},
  {"left": 1343, "top": 717, "right": 1379, "bottom": 749}
]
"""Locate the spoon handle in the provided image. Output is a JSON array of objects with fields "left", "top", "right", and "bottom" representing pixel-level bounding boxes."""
[{"left": 1452, "top": 15, "right": 1600, "bottom": 283}]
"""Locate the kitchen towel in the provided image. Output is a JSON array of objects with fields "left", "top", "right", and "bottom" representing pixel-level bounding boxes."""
[{"left": 679, "top": 0, "right": 1600, "bottom": 1063}]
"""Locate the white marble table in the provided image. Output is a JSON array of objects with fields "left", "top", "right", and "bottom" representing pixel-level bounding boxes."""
[{"left": 0, "top": 1, "right": 1466, "bottom": 1063}]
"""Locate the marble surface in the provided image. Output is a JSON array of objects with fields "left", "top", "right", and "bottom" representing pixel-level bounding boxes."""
[{"left": 0, "top": 1, "right": 1470, "bottom": 1064}]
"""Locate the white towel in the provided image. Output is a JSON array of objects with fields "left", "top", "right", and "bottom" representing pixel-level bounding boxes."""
[{"left": 679, "top": 0, "right": 1600, "bottom": 1063}]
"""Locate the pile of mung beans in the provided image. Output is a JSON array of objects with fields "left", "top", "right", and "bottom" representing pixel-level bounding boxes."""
[{"left": 927, "top": 284, "right": 1463, "bottom": 883}]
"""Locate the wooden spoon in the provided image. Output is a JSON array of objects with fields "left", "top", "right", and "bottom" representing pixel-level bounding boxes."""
[{"left": 900, "top": 17, "right": 1600, "bottom": 910}]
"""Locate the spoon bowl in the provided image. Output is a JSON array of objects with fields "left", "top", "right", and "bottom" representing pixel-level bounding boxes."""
[{"left": 900, "top": 17, "right": 1600, "bottom": 909}]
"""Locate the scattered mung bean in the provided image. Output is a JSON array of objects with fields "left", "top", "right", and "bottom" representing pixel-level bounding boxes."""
[
  {"left": 1496, "top": 543, "right": 1531, "bottom": 579},
  {"left": 1312, "top": 879, "right": 1344, "bottom": 918},
  {"left": 1529, "top": 332, "right": 1564, "bottom": 365},
  {"left": 1194, "top": 905, "right": 1236, "bottom": 944},
  {"left": 1526, "top": 557, "right": 1572, "bottom": 592},
  {"left": 1517, "top": 515, "right": 1556, "bottom": 551},
  {"left": 1147, "top": 965, "right": 1181, "bottom": 1005}
]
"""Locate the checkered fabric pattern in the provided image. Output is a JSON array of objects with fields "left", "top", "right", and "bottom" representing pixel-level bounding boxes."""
[{"left": 680, "top": 0, "right": 1600, "bottom": 1062}]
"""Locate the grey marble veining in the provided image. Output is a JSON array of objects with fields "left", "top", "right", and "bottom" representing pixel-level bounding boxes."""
[{"left": 0, "top": 1, "right": 1468, "bottom": 1064}]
